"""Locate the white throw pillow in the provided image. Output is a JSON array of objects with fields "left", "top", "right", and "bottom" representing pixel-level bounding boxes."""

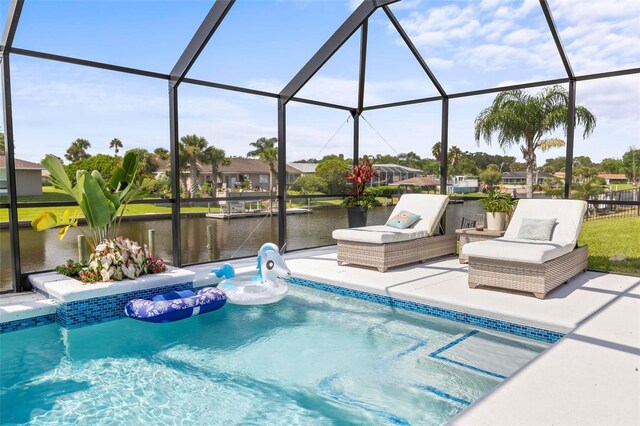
[{"left": 517, "top": 218, "right": 558, "bottom": 241}]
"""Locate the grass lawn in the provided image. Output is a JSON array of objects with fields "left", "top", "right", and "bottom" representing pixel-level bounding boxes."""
[
  {"left": 578, "top": 216, "right": 640, "bottom": 274},
  {"left": 608, "top": 183, "right": 633, "bottom": 191},
  {"left": 0, "top": 187, "right": 214, "bottom": 222},
  {"left": 1, "top": 186, "right": 75, "bottom": 203}
]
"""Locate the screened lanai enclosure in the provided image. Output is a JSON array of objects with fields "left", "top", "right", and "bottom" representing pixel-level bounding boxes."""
[{"left": 1, "top": 0, "right": 639, "bottom": 292}]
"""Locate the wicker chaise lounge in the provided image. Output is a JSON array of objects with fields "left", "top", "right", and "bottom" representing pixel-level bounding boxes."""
[
  {"left": 462, "top": 199, "right": 588, "bottom": 299},
  {"left": 332, "top": 194, "right": 457, "bottom": 272}
]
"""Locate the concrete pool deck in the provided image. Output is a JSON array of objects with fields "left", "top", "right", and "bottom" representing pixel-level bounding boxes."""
[
  {"left": 282, "top": 247, "right": 638, "bottom": 334},
  {"left": 277, "top": 247, "right": 640, "bottom": 426}
]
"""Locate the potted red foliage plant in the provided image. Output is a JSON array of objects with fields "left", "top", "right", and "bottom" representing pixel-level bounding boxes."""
[{"left": 342, "top": 158, "right": 380, "bottom": 228}]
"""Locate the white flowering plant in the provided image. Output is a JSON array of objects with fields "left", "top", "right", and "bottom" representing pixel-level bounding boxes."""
[{"left": 73, "top": 237, "right": 167, "bottom": 284}]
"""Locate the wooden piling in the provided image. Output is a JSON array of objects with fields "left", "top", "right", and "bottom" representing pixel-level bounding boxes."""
[{"left": 148, "top": 229, "right": 156, "bottom": 258}]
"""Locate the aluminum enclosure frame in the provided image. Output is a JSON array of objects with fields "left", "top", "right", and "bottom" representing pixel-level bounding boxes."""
[{"left": 1, "top": 0, "right": 639, "bottom": 291}]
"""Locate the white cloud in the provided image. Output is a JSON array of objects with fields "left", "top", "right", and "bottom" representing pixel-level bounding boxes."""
[
  {"left": 547, "top": 0, "right": 640, "bottom": 74},
  {"left": 394, "top": 0, "right": 566, "bottom": 81},
  {"left": 577, "top": 75, "right": 640, "bottom": 124},
  {"left": 425, "top": 57, "right": 454, "bottom": 69},
  {"left": 503, "top": 28, "right": 543, "bottom": 45},
  {"left": 550, "top": 0, "right": 638, "bottom": 23},
  {"left": 388, "top": 0, "right": 424, "bottom": 11}
]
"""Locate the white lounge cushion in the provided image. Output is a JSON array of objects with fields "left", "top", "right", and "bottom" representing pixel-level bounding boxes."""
[
  {"left": 332, "top": 225, "right": 429, "bottom": 244},
  {"left": 387, "top": 194, "right": 449, "bottom": 235},
  {"left": 332, "top": 194, "right": 449, "bottom": 244},
  {"left": 461, "top": 237, "right": 575, "bottom": 264},
  {"left": 504, "top": 199, "right": 587, "bottom": 246}
]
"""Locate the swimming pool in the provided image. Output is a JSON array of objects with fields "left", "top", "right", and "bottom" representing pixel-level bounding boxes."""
[{"left": 0, "top": 285, "right": 549, "bottom": 425}]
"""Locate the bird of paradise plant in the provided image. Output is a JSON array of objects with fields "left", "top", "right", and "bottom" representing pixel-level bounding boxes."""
[
  {"left": 342, "top": 158, "right": 380, "bottom": 209},
  {"left": 31, "top": 152, "right": 153, "bottom": 251}
]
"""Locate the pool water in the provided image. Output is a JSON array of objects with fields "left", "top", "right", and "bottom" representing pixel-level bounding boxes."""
[{"left": 0, "top": 285, "right": 549, "bottom": 425}]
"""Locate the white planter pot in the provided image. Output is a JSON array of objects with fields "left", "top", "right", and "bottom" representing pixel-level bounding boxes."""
[{"left": 486, "top": 212, "right": 507, "bottom": 231}]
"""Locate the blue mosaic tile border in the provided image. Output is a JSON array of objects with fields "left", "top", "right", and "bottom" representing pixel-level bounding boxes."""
[
  {"left": 53, "top": 282, "right": 194, "bottom": 329},
  {"left": 0, "top": 313, "right": 57, "bottom": 334},
  {"left": 428, "top": 330, "right": 508, "bottom": 380},
  {"left": 288, "top": 277, "right": 564, "bottom": 344}
]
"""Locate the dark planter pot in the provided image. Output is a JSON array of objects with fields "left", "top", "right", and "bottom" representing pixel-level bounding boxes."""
[{"left": 347, "top": 206, "right": 368, "bottom": 228}]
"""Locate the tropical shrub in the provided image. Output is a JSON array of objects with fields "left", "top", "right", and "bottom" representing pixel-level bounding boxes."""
[
  {"left": 32, "top": 152, "right": 153, "bottom": 250},
  {"left": 315, "top": 158, "right": 350, "bottom": 194},
  {"left": 290, "top": 175, "right": 328, "bottom": 194},
  {"left": 479, "top": 164, "right": 502, "bottom": 188},
  {"left": 479, "top": 190, "right": 517, "bottom": 213},
  {"left": 55, "top": 259, "right": 87, "bottom": 279},
  {"left": 342, "top": 158, "right": 380, "bottom": 209},
  {"left": 365, "top": 185, "right": 398, "bottom": 197},
  {"left": 54, "top": 238, "right": 167, "bottom": 284},
  {"left": 64, "top": 154, "right": 119, "bottom": 185},
  {"left": 88, "top": 237, "right": 166, "bottom": 282},
  {"left": 572, "top": 177, "right": 606, "bottom": 200}
]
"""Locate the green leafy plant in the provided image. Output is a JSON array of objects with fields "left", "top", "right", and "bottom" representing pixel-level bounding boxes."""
[
  {"left": 88, "top": 237, "right": 166, "bottom": 282},
  {"left": 31, "top": 152, "right": 153, "bottom": 250},
  {"left": 542, "top": 178, "right": 565, "bottom": 198},
  {"left": 55, "top": 259, "right": 86, "bottom": 278},
  {"left": 342, "top": 158, "right": 380, "bottom": 209},
  {"left": 54, "top": 259, "right": 101, "bottom": 284},
  {"left": 479, "top": 190, "right": 516, "bottom": 213},
  {"left": 572, "top": 177, "right": 606, "bottom": 200},
  {"left": 343, "top": 194, "right": 379, "bottom": 210}
]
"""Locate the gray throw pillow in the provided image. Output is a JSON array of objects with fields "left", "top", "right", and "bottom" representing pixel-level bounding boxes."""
[{"left": 517, "top": 218, "right": 558, "bottom": 241}]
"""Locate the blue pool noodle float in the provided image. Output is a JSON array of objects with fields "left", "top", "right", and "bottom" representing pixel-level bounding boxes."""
[{"left": 124, "top": 287, "right": 227, "bottom": 323}]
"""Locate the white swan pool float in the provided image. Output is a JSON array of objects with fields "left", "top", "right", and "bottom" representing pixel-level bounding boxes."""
[{"left": 212, "top": 243, "right": 291, "bottom": 305}]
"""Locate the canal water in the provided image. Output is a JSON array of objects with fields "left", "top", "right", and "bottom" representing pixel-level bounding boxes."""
[{"left": 0, "top": 201, "right": 482, "bottom": 291}]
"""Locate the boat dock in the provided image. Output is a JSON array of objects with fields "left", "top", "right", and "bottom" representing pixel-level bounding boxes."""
[{"left": 206, "top": 208, "right": 312, "bottom": 219}]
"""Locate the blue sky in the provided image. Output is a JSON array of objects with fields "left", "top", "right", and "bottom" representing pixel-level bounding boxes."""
[{"left": 2, "top": 0, "right": 639, "bottom": 167}]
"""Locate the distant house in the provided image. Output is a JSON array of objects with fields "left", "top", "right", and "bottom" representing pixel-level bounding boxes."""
[
  {"left": 0, "top": 156, "right": 44, "bottom": 196},
  {"left": 157, "top": 158, "right": 303, "bottom": 192},
  {"left": 447, "top": 175, "right": 479, "bottom": 194},
  {"left": 501, "top": 171, "right": 555, "bottom": 187},
  {"left": 371, "top": 164, "right": 423, "bottom": 186},
  {"left": 287, "top": 162, "right": 318, "bottom": 176},
  {"left": 597, "top": 173, "right": 628, "bottom": 185},
  {"left": 390, "top": 176, "right": 439, "bottom": 192},
  {"left": 217, "top": 158, "right": 303, "bottom": 188}
]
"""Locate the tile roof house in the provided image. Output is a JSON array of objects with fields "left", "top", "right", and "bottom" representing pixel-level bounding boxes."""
[
  {"left": 156, "top": 157, "right": 304, "bottom": 191},
  {"left": 287, "top": 162, "right": 318, "bottom": 175},
  {"left": 597, "top": 173, "right": 629, "bottom": 185},
  {"left": 0, "top": 156, "right": 44, "bottom": 196},
  {"left": 371, "top": 164, "right": 424, "bottom": 186}
]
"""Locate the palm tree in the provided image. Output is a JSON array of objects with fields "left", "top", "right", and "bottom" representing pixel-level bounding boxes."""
[
  {"left": 0, "top": 132, "right": 5, "bottom": 155},
  {"left": 475, "top": 85, "right": 596, "bottom": 198},
  {"left": 125, "top": 148, "right": 157, "bottom": 176},
  {"left": 448, "top": 146, "right": 463, "bottom": 167},
  {"left": 109, "top": 138, "right": 123, "bottom": 156},
  {"left": 65, "top": 138, "right": 91, "bottom": 162},
  {"left": 247, "top": 137, "right": 278, "bottom": 194},
  {"left": 572, "top": 178, "right": 605, "bottom": 201},
  {"left": 431, "top": 141, "right": 442, "bottom": 162},
  {"left": 154, "top": 147, "right": 170, "bottom": 160},
  {"left": 179, "top": 134, "right": 209, "bottom": 198},
  {"left": 202, "top": 145, "right": 230, "bottom": 196}
]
